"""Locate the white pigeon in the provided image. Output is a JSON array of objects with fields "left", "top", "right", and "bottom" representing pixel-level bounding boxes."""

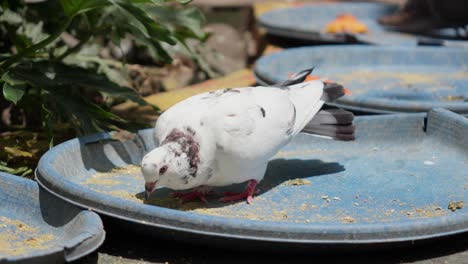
[{"left": 141, "top": 69, "right": 354, "bottom": 204}]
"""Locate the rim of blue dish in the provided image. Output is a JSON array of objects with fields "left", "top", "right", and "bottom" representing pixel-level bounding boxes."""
[
  {"left": 254, "top": 45, "right": 468, "bottom": 115},
  {"left": 36, "top": 112, "right": 468, "bottom": 244},
  {"left": 0, "top": 172, "right": 105, "bottom": 263},
  {"left": 257, "top": 2, "right": 401, "bottom": 44},
  {"left": 257, "top": 2, "right": 468, "bottom": 45},
  {"left": 254, "top": 70, "right": 468, "bottom": 116}
]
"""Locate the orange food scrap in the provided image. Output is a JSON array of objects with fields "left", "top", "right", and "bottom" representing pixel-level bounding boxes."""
[
  {"left": 325, "top": 13, "right": 368, "bottom": 34},
  {"left": 287, "top": 73, "right": 322, "bottom": 82},
  {"left": 285, "top": 73, "right": 352, "bottom": 95},
  {"left": 343, "top": 87, "right": 352, "bottom": 95},
  {"left": 305, "top": 75, "right": 321, "bottom": 81}
]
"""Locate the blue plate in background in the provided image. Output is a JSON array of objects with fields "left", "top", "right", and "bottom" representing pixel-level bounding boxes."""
[
  {"left": 255, "top": 45, "right": 468, "bottom": 115},
  {"left": 35, "top": 109, "right": 468, "bottom": 247},
  {"left": 0, "top": 173, "right": 104, "bottom": 263},
  {"left": 258, "top": 2, "right": 468, "bottom": 46}
]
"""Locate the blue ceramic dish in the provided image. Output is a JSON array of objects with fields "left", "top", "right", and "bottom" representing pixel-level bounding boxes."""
[
  {"left": 35, "top": 109, "right": 467, "bottom": 247},
  {"left": 254, "top": 45, "right": 468, "bottom": 115},
  {"left": 258, "top": 2, "right": 468, "bottom": 46},
  {"left": 0, "top": 173, "right": 105, "bottom": 263}
]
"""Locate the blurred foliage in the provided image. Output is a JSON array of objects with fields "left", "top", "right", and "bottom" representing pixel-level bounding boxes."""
[{"left": 0, "top": 0, "right": 208, "bottom": 176}]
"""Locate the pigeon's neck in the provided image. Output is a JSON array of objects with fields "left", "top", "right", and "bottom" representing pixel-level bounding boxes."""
[{"left": 162, "top": 128, "right": 200, "bottom": 178}]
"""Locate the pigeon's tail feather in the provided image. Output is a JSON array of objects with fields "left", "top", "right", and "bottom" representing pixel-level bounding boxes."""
[
  {"left": 272, "top": 67, "right": 315, "bottom": 88},
  {"left": 276, "top": 68, "right": 355, "bottom": 140},
  {"left": 320, "top": 82, "right": 346, "bottom": 102},
  {"left": 308, "top": 107, "right": 354, "bottom": 125},
  {"left": 302, "top": 108, "right": 355, "bottom": 141}
]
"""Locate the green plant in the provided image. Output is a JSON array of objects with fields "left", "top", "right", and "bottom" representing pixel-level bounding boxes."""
[
  {"left": 0, "top": 0, "right": 207, "bottom": 175},
  {"left": 0, "top": 0, "right": 207, "bottom": 135}
]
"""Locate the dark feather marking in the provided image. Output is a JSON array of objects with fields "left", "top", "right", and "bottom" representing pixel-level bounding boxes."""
[
  {"left": 186, "top": 126, "right": 196, "bottom": 135},
  {"left": 182, "top": 175, "right": 189, "bottom": 184},
  {"left": 227, "top": 114, "right": 236, "bottom": 117},
  {"left": 223, "top": 88, "right": 240, "bottom": 93},
  {"left": 287, "top": 105, "right": 296, "bottom": 135},
  {"left": 163, "top": 128, "right": 200, "bottom": 177},
  {"left": 162, "top": 129, "right": 186, "bottom": 144},
  {"left": 258, "top": 105, "right": 266, "bottom": 118},
  {"left": 216, "top": 143, "right": 224, "bottom": 151},
  {"left": 321, "top": 83, "right": 345, "bottom": 102},
  {"left": 205, "top": 168, "right": 213, "bottom": 180}
]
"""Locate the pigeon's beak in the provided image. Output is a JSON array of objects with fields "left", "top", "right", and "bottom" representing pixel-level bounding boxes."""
[{"left": 144, "top": 181, "right": 157, "bottom": 200}]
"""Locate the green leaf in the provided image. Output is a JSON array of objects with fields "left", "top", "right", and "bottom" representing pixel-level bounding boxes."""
[
  {"left": 146, "top": 5, "right": 206, "bottom": 40},
  {"left": 116, "top": 2, "right": 176, "bottom": 45},
  {"left": 1, "top": 72, "right": 27, "bottom": 86},
  {"left": 21, "top": 21, "right": 49, "bottom": 44},
  {"left": 129, "top": 0, "right": 166, "bottom": 4},
  {"left": 133, "top": 35, "right": 172, "bottom": 63},
  {"left": 0, "top": 163, "right": 32, "bottom": 177},
  {"left": 2, "top": 82, "right": 26, "bottom": 104},
  {"left": 130, "top": 0, "right": 192, "bottom": 4},
  {"left": 1, "top": 72, "right": 27, "bottom": 104},
  {"left": 8, "top": 61, "right": 148, "bottom": 106},
  {"left": 0, "top": 9, "right": 22, "bottom": 25},
  {"left": 50, "top": 90, "right": 128, "bottom": 134},
  {"left": 59, "top": 0, "right": 110, "bottom": 17},
  {"left": 177, "top": 0, "right": 192, "bottom": 4}
]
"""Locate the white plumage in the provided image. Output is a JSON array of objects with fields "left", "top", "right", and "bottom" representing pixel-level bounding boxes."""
[{"left": 141, "top": 71, "right": 352, "bottom": 203}]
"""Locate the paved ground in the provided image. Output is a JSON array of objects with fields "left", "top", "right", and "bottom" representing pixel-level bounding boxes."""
[{"left": 74, "top": 219, "right": 468, "bottom": 264}]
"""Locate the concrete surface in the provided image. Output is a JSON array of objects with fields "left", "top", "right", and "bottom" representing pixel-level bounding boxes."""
[{"left": 73, "top": 220, "right": 468, "bottom": 264}]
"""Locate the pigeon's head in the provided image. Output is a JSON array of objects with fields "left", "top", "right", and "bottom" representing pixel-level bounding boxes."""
[{"left": 141, "top": 142, "right": 196, "bottom": 199}]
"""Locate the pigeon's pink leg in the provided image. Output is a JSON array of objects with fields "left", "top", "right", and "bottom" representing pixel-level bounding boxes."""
[
  {"left": 172, "top": 187, "right": 213, "bottom": 203},
  {"left": 220, "top": 180, "right": 259, "bottom": 204}
]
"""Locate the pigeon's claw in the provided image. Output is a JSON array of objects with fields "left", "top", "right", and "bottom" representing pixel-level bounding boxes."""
[
  {"left": 219, "top": 180, "right": 259, "bottom": 204},
  {"left": 172, "top": 190, "right": 213, "bottom": 203}
]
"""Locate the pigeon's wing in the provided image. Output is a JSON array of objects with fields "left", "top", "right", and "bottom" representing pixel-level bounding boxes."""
[
  {"left": 282, "top": 80, "right": 325, "bottom": 136},
  {"left": 206, "top": 86, "right": 313, "bottom": 160},
  {"left": 154, "top": 92, "right": 216, "bottom": 145},
  {"left": 156, "top": 81, "right": 326, "bottom": 155},
  {"left": 207, "top": 85, "right": 323, "bottom": 159}
]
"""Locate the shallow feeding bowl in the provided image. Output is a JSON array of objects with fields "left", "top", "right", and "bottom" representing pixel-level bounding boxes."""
[
  {"left": 255, "top": 46, "right": 468, "bottom": 115},
  {"left": 258, "top": 2, "right": 468, "bottom": 45},
  {"left": 36, "top": 108, "right": 467, "bottom": 248},
  {"left": 0, "top": 172, "right": 104, "bottom": 263}
]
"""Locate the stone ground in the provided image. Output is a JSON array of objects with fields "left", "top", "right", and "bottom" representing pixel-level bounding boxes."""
[{"left": 73, "top": 220, "right": 468, "bottom": 264}]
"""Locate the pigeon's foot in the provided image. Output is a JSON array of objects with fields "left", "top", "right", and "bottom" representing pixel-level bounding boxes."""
[
  {"left": 220, "top": 180, "right": 259, "bottom": 204},
  {"left": 172, "top": 187, "right": 213, "bottom": 203}
]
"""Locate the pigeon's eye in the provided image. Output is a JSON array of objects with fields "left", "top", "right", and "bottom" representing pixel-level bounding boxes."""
[{"left": 159, "top": 165, "right": 168, "bottom": 175}]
